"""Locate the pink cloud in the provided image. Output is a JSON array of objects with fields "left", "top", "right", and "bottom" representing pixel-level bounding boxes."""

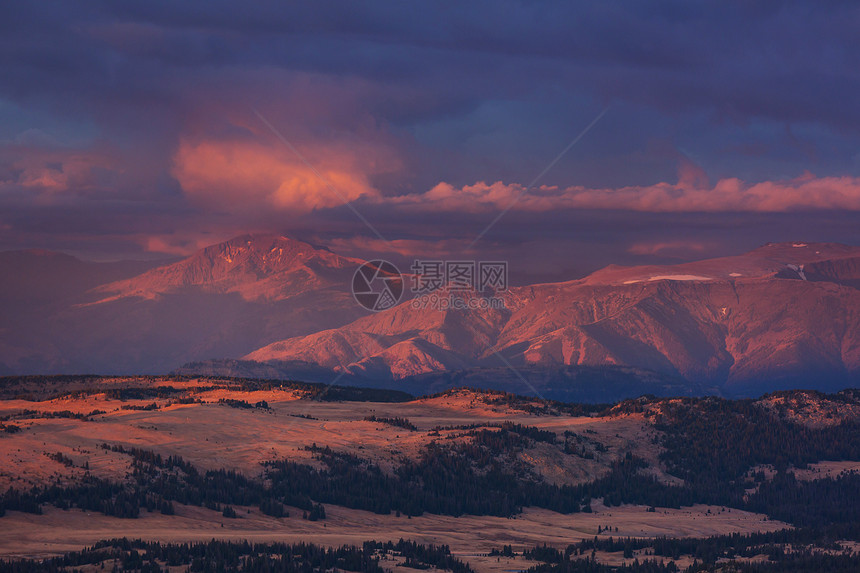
[
  {"left": 388, "top": 173, "right": 860, "bottom": 213},
  {"left": 142, "top": 233, "right": 232, "bottom": 257},
  {"left": 172, "top": 137, "right": 389, "bottom": 213},
  {"left": 168, "top": 71, "right": 412, "bottom": 217},
  {"left": 1, "top": 145, "right": 120, "bottom": 198}
]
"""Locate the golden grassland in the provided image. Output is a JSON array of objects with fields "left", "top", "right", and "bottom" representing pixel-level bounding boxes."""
[{"left": 0, "top": 379, "right": 791, "bottom": 566}]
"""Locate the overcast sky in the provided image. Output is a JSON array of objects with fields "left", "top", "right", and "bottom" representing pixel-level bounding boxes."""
[{"left": 2, "top": 1, "right": 859, "bottom": 281}]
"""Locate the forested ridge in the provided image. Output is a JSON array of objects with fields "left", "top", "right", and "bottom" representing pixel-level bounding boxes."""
[
  {"left": 0, "top": 375, "right": 413, "bottom": 402},
  {"left": 515, "top": 525, "right": 860, "bottom": 572},
  {"left": 0, "top": 538, "right": 473, "bottom": 573}
]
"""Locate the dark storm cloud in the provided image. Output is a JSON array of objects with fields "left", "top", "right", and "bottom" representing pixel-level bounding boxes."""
[
  {"left": 0, "top": 0, "right": 858, "bottom": 267},
  {"left": 5, "top": 2, "right": 858, "bottom": 128}
]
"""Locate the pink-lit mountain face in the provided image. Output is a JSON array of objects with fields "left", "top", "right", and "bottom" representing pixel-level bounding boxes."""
[
  {"left": 2, "top": 236, "right": 860, "bottom": 397},
  {"left": 92, "top": 234, "right": 362, "bottom": 303},
  {"left": 0, "top": 235, "right": 366, "bottom": 375},
  {"left": 242, "top": 242, "right": 860, "bottom": 394}
]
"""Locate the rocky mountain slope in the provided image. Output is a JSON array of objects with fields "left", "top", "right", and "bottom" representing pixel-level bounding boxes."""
[
  {"left": 3, "top": 237, "right": 860, "bottom": 398},
  {"left": 91, "top": 234, "right": 359, "bottom": 303},
  {"left": 240, "top": 242, "right": 860, "bottom": 396}
]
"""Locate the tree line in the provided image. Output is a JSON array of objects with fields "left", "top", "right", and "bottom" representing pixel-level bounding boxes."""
[{"left": 0, "top": 538, "right": 473, "bottom": 573}]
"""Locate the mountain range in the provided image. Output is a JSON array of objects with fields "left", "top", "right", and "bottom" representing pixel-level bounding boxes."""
[
  {"left": 3, "top": 235, "right": 860, "bottom": 400},
  {"left": 0, "top": 235, "right": 365, "bottom": 375}
]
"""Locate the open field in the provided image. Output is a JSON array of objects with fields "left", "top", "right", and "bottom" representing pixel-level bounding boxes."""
[
  {"left": 0, "top": 502, "right": 787, "bottom": 567},
  {"left": 792, "top": 460, "right": 860, "bottom": 481},
  {"left": 0, "top": 382, "right": 666, "bottom": 489}
]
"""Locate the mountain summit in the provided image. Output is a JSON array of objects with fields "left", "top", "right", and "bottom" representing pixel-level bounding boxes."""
[
  {"left": 0, "top": 234, "right": 366, "bottom": 375},
  {"left": 92, "top": 234, "right": 360, "bottom": 303}
]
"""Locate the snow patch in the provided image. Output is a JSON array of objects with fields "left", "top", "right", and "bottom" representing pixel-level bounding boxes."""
[
  {"left": 729, "top": 273, "right": 742, "bottom": 277},
  {"left": 624, "top": 274, "right": 714, "bottom": 284},
  {"left": 786, "top": 264, "right": 807, "bottom": 281},
  {"left": 792, "top": 243, "right": 808, "bottom": 248},
  {"left": 647, "top": 274, "right": 714, "bottom": 282}
]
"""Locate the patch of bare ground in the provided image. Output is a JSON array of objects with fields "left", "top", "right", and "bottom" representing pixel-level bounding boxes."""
[
  {"left": 587, "top": 549, "right": 698, "bottom": 570},
  {"left": 790, "top": 460, "right": 860, "bottom": 481},
  {"left": 0, "top": 502, "right": 788, "bottom": 566},
  {"left": 711, "top": 541, "right": 860, "bottom": 568},
  {"left": 411, "top": 389, "right": 548, "bottom": 417},
  {"left": 745, "top": 460, "right": 860, "bottom": 486},
  {"left": 755, "top": 390, "right": 860, "bottom": 427},
  {"left": 514, "top": 414, "right": 678, "bottom": 487}
]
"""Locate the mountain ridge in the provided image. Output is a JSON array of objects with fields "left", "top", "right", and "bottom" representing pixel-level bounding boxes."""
[
  {"left": 90, "top": 234, "right": 363, "bottom": 303},
  {"left": 3, "top": 236, "right": 860, "bottom": 400},
  {"left": 0, "top": 233, "right": 367, "bottom": 374},
  {"left": 236, "top": 241, "right": 860, "bottom": 395}
]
